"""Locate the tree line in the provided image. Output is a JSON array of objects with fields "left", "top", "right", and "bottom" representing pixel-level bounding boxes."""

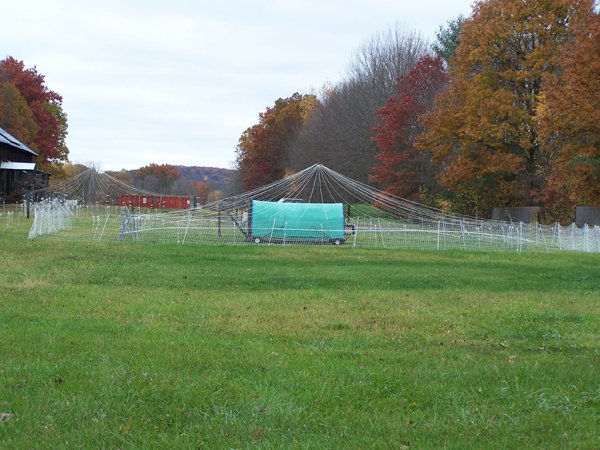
[
  {"left": 105, "top": 164, "right": 226, "bottom": 204},
  {"left": 235, "top": 0, "right": 600, "bottom": 222}
]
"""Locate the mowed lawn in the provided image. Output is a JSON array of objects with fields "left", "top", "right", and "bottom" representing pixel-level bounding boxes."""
[{"left": 0, "top": 222, "right": 599, "bottom": 449}]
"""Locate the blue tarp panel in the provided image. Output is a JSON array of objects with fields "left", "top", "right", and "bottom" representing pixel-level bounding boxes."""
[{"left": 250, "top": 200, "right": 345, "bottom": 242}]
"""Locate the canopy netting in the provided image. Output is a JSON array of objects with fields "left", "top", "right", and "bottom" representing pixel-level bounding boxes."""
[
  {"left": 31, "top": 166, "right": 158, "bottom": 204},
  {"left": 27, "top": 164, "right": 600, "bottom": 252}
]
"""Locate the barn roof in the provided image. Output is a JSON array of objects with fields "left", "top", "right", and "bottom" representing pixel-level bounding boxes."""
[
  {"left": 0, "top": 161, "right": 36, "bottom": 171},
  {"left": 0, "top": 127, "right": 38, "bottom": 157}
]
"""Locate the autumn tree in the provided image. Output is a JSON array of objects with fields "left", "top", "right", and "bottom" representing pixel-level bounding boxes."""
[
  {"left": 235, "top": 93, "right": 318, "bottom": 190},
  {"left": 287, "top": 25, "right": 428, "bottom": 182},
  {"left": 104, "top": 169, "right": 134, "bottom": 185},
  {"left": 192, "top": 181, "right": 210, "bottom": 205},
  {"left": 46, "top": 162, "right": 89, "bottom": 187},
  {"left": 417, "top": 0, "right": 590, "bottom": 217},
  {"left": 538, "top": 3, "right": 600, "bottom": 221},
  {"left": 0, "top": 57, "right": 69, "bottom": 169},
  {"left": 371, "top": 55, "right": 448, "bottom": 202},
  {"left": 0, "top": 82, "right": 38, "bottom": 145},
  {"left": 134, "top": 163, "right": 181, "bottom": 193}
]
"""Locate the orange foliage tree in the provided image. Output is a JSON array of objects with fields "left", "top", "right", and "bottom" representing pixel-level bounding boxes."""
[
  {"left": 417, "top": 0, "right": 590, "bottom": 217},
  {"left": 0, "top": 82, "right": 38, "bottom": 145},
  {"left": 538, "top": 3, "right": 600, "bottom": 221},
  {"left": 235, "top": 93, "right": 318, "bottom": 190},
  {"left": 192, "top": 181, "right": 210, "bottom": 205},
  {"left": 135, "top": 163, "right": 181, "bottom": 193}
]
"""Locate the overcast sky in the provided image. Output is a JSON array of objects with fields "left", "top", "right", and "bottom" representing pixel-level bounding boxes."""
[{"left": 3, "top": 0, "right": 474, "bottom": 171}]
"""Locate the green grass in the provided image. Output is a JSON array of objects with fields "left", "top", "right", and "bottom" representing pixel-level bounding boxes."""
[{"left": 1, "top": 220, "right": 599, "bottom": 449}]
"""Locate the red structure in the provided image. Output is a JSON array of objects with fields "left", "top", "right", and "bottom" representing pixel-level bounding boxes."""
[{"left": 119, "top": 195, "right": 192, "bottom": 209}]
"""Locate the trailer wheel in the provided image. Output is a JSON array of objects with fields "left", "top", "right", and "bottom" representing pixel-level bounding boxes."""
[
  {"left": 253, "top": 237, "right": 262, "bottom": 244},
  {"left": 333, "top": 238, "right": 342, "bottom": 246}
]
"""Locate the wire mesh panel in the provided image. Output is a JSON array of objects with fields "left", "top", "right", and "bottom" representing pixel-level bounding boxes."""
[{"left": 25, "top": 199, "right": 600, "bottom": 253}]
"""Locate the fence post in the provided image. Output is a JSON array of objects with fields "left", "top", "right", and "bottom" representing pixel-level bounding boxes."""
[
  {"left": 519, "top": 222, "right": 524, "bottom": 252},
  {"left": 353, "top": 217, "right": 359, "bottom": 248},
  {"left": 378, "top": 218, "right": 385, "bottom": 248},
  {"left": 181, "top": 210, "right": 193, "bottom": 245}
]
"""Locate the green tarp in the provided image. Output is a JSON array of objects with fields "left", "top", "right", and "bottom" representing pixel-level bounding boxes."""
[{"left": 250, "top": 200, "right": 345, "bottom": 243}]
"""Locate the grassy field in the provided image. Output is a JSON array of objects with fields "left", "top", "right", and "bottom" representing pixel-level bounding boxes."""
[{"left": 1, "top": 219, "right": 599, "bottom": 449}]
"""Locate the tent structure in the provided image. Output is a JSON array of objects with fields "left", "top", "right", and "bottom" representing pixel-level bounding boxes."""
[{"left": 27, "top": 164, "right": 600, "bottom": 252}]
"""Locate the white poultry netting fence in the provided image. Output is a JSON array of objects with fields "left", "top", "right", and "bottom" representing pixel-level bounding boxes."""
[{"left": 27, "top": 164, "right": 600, "bottom": 253}]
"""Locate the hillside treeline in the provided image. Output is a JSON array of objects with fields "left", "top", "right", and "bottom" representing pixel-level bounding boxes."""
[
  {"left": 104, "top": 164, "right": 234, "bottom": 203},
  {"left": 235, "top": 0, "right": 600, "bottom": 222}
]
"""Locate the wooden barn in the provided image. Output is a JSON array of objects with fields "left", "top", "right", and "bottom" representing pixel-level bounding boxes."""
[{"left": 0, "top": 127, "right": 49, "bottom": 202}]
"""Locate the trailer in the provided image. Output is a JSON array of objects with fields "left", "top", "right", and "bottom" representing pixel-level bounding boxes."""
[
  {"left": 249, "top": 200, "right": 346, "bottom": 245},
  {"left": 118, "top": 194, "right": 191, "bottom": 209}
]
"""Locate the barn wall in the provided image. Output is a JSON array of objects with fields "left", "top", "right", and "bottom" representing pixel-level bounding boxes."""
[
  {"left": 492, "top": 207, "right": 541, "bottom": 223},
  {"left": 576, "top": 207, "right": 600, "bottom": 227},
  {"left": 0, "top": 145, "right": 35, "bottom": 163}
]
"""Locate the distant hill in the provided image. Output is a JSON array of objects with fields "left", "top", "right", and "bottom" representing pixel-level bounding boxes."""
[
  {"left": 174, "top": 166, "right": 236, "bottom": 191},
  {"left": 123, "top": 165, "right": 239, "bottom": 195}
]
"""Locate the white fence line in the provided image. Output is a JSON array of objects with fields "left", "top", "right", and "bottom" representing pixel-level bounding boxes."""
[{"left": 25, "top": 202, "right": 600, "bottom": 253}]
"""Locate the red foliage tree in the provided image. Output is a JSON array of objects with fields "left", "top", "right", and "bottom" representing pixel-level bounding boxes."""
[
  {"left": 0, "top": 57, "right": 68, "bottom": 165},
  {"left": 371, "top": 55, "right": 448, "bottom": 202}
]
